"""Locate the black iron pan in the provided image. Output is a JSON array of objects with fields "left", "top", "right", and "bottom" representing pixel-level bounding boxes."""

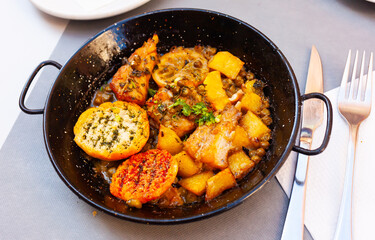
[{"left": 19, "top": 8, "right": 332, "bottom": 224}]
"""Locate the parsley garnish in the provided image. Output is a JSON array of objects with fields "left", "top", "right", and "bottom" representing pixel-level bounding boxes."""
[
  {"left": 169, "top": 99, "right": 218, "bottom": 125},
  {"left": 148, "top": 88, "right": 157, "bottom": 97},
  {"left": 169, "top": 99, "right": 192, "bottom": 116},
  {"left": 191, "top": 102, "right": 207, "bottom": 115}
]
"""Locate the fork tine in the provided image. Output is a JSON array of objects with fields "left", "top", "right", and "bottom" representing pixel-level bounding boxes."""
[
  {"left": 353, "top": 51, "right": 366, "bottom": 101},
  {"left": 363, "top": 52, "right": 373, "bottom": 103},
  {"left": 339, "top": 50, "right": 352, "bottom": 100},
  {"left": 349, "top": 50, "right": 359, "bottom": 99}
]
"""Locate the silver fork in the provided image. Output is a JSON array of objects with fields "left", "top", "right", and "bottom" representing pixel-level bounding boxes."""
[{"left": 334, "top": 50, "right": 373, "bottom": 240}]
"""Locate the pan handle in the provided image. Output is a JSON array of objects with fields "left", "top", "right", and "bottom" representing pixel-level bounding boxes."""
[
  {"left": 19, "top": 60, "right": 62, "bottom": 115},
  {"left": 292, "top": 92, "right": 333, "bottom": 155}
]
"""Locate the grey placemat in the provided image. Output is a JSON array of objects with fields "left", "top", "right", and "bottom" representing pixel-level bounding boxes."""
[{"left": 2, "top": 0, "right": 375, "bottom": 239}]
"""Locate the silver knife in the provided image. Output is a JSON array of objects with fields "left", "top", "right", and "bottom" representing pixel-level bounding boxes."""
[{"left": 281, "top": 45, "right": 324, "bottom": 240}]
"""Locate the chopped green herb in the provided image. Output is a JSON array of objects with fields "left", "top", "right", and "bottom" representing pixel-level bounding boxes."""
[
  {"left": 169, "top": 99, "right": 217, "bottom": 125},
  {"left": 196, "top": 110, "right": 216, "bottom": 126},
  {"left": 169, "top": 99, "right": 192, "bottom": 116},
  {"left": 191, "top": 102, "right": 206, "bottom": 114},
  {"left": 148, "top": 88, "right": 157, "bottom": 96},
  {"left": 192, "top": 102, "right": 217, "bottom": 126},
  {"left": 182, "top": 135, "right": 189, "bottom": 141}
]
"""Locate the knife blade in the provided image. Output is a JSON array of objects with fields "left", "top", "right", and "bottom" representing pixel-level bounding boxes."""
[{"left": 281, "top": 45, "right": 324, "bottom": 240}]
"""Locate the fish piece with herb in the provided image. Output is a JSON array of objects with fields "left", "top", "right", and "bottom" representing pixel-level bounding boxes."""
[
  {"left": 110, "top": 34, "right": 159, "bottom": 105},
  {"left": 184, "top": 105, "right": 241, "bottom": 169}
]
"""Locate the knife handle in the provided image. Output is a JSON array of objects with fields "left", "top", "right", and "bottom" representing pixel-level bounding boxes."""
[{"left": 281, "top": 142, "right": 311, "bottom": 240}]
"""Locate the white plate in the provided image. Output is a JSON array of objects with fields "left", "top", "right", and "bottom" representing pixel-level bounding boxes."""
[{"left": 30, "top": 0, "right": 150, "bottom": 20}]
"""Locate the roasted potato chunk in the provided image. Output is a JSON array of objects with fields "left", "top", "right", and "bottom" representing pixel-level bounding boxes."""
[
  {"left": 203, "top": 71, "right": 230, "bottom": 111},
  {"left": 174, "top": 151, "right": 200, "bottom": 177},
  {"left": 241, "top": 111, "right": 271, "bottom": 140},
  {"left": 205, "top": 168, "right": 237, "bottom": 201},
  {"left": 232, "top": 125, "right": 252, "bottom": 150},
  {"left": 208, "top": 51, "right": 244, "bottom": 79},
  {"left": 240, "top": 92, "right": 263, "bottom": 114},
  {"left": 156, "top": 125, "right": 184, "bottom": 155},
  {"left": 179, "top": 171, "right": 214, "bottom": 196},
  {"left": 228, "top": 150, "right": 255, "bottom": 179},
  {"left": 242, "top": 79, "right": 257, "bottom": 94}
]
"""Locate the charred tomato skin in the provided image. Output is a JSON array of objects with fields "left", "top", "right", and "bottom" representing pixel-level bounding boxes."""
[{"left": 110, "top": 149, "right": 178, "bottom": 204}]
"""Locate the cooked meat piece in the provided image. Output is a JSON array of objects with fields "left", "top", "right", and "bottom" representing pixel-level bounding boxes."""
[
  {"left": 110, "top": 34, "right": 159, "bottom": 105},
  {"left": 146, "top": 87, "right": 197, "bottom": 137},
  {"left": 110, "top": 149, "right": 178, "bottom": 204},
  {"left": 184, "top": 105, "right": 241, "bottom": 169}
]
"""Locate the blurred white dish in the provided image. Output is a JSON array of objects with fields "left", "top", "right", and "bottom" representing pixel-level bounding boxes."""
[{"left": 30, "top": 0, "right": 150, "bottom": 20}]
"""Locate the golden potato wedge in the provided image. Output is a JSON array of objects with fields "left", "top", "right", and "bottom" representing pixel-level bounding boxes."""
[
  {"left": 208, "top": 51, "right": 244, "bottom": 79},
  {"left": 179, "top": 171, "right": 214, "bottom": 196},
  {"left": 205, "top": 168, "right": 237, "bottom": 201},
  {"left": 232, "top": 125, "right": 252, "bottom": 150},
  {"left": 156, "top": 125, "right": 184, "bottom": 155},
  {"left": 240, "top": 111, "right": 271, "bottom": 140},
  {"left": 242, "top": 79, "right": 257, "bottom": 94},
  {"left": 174, "top": 151, "right": 200, "bottom": 177},
  {"left": 203, "top": 71, "right": 229, "bottom": 111},
  {"left": 240, "top": 92, "right": 262, "bottom": 114},
  {"left": 228, "top": 150, "right": 255, "bottom": 179}
]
